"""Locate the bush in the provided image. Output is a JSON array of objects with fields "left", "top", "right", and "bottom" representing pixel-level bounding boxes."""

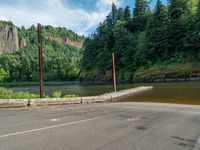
[
  {"left": 117, "top": 68, "right": 133, "bottom": 81},
  {"left": 0, "top": 88, "right": 79, "bottom": 99},
  {"left": 51, "top": 91, "right": 62, "bottom": 98},
  {"left": 63, "top": 94, "right": 78, "bottom": 98},
  {"left": 0, "top": 68, "right": 9, "bottom": 82},
  {"left": 0, "top": 88, "right": 39, "bottom": 99}
]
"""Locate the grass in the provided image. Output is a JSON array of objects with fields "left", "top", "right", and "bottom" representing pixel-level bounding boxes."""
[
  {"left": 0, "top": 88, "right": 79, "bottom": 99},
  {"left": 0, "top": 88, "right": 39, "bottom": 99},
  {"left": 51, "top": 91, "right": 78, "bottom": 98}
]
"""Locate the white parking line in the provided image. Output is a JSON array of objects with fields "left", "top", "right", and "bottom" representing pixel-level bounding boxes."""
[
  {"left": 194, "top": 136, "right": 200, "bottom": 150},
  {"left": 0, "top": 111, "right": 128, "bottom": 139}
]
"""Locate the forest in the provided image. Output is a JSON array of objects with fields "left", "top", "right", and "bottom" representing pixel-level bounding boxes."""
[
  {"left": 80, "top": 0, "right": 200, "bottom": 82},
  {"left": 0, "top": 23, "right": 84, "bottom": 82}
]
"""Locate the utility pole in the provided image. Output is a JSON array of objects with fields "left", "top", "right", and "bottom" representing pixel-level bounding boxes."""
[
  {"left": 112, "top": 52, "right": 117, "bottom": 92},
  {"left": 38, "top": 23, "right": 44, "bottom": 98}
]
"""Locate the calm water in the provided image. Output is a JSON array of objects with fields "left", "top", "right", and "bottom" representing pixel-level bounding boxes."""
[
  {"left": 8, "top": 83, "right": 137, "bottom": 96},
  {"left": 119, "top": 82, "right": 200, "bottom": 104},
  {"left": 4, "top": 81, "right": 200, "bottom": 104}
]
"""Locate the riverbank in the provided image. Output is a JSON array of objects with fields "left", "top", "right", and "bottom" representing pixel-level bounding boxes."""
[
  {"left": 0, "top": 86, "right": 153, "bottom": 108},
  {"left": 133, "top": 62, "right": 200, "bottom": 82},
  {"left": 80, "top": 62, "right": 200, "bottom": 83}
]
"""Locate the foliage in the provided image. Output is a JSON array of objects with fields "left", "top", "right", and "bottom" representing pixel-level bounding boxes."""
[
  {"left": 0, "top": 24, "right": 84, "bottom": 82},
  {"left": 0, "top": 88, "right": 79, "bottom": 99},
  {"left": 63, "top": 94, "right": 78, "bottom": 98},
  {"left": 133, "top": 62, "right": 200, "bottom": 81},
  {"left": 0, "top": 88, "right": 39, "bottom": 99},
  {"left": 0, "top": 68, "right": 9, "bottom": 82},
  {"left": 81, "top": 1, "right": 200, "bottom": 81},
  {"left": 51, "top": 90, "right": 78, "bottom": 98},
  {"left": 51, "top": 91, "right": 62, "bottom": 98}
]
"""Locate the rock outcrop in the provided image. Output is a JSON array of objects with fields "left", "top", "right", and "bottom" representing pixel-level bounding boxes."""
[
  {"left": 20, "top": 37, "right": 26, "bottom": 48},
  {"left": 63, "top": 37, "right": 83, "bottom": 49},
  {"left": 47, "top": 36, "right": 83, "bottom": 49},
  {"left": 0, "top": 24, "right": 19, "bottom": 54}
]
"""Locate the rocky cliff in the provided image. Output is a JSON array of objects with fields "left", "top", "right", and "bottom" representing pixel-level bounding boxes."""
[
  {"left": 0, "top": 23, "right": 19, "bottom": 54},
  {"left": 47, "top": 36, "right": 83, "bottom": 49}
]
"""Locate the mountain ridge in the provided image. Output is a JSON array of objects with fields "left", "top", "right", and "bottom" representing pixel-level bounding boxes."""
[
  {"left": 0, "top": 21, "right": 85, "bottom": 82},
  {"left": 0, "top": 21, "right": 84, "bottom": 54}
]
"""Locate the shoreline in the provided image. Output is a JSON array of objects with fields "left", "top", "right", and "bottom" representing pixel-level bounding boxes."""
[
  {"left": 0, "top": 78, "right": 200, "bottom": 87},
  {"left": 0, "top": 86, "right": 153, "bottom": 108}
]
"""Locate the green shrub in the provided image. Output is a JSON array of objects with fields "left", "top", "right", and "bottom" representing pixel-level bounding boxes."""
[
  {"left": 0, "top": 68, "right": 9, "bottom": 82},
  {"left": 0, "top": 87, "right": 80, "bottom": 99},
  {"left": 51, "top": 91, "right": 62, "bottom": 98},
  {"left": 13, "top": 91, "right": 39, "bottom": 99},
  {"left": 0, "top": 88, "right": 12, "bottom": 99},
  {"left": 0, "top": 88, "right": 39, "bottom": 99},
  {"left": 63, "top": 94, "right": 78, "bottom": 98}
]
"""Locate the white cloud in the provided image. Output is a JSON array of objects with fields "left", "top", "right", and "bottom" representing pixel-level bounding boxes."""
[
  {"left": 0, "top": 0, "right": 122, "bottom": 35},
  {"left": 43, "top": 0, "right": 63, "bottom": 7},
  {"left": 97, "top": 0, "right": 121, "bottom": 8},
  {"left": 0, "top": 16, "right": 8, "bottom": 21}
]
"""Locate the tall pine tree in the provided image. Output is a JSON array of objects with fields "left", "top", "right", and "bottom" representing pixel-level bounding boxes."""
[
  {"left": 133, "top": 0, "right": 149, "bottom": 18},
  {"left": 128, "top": 0, "right": 149, "bottom": 32},
  {"left": 147, "top": 0, "right": 168, "bottom": 61},
  {"left": 124, "top": 6, "right": 131, "bottom": 22},
  {"left": 184, "top": 0, "right": 200, "bottom": 60},
  {"left": 167, "top": 0, "right": 186, "bottom": 56}
]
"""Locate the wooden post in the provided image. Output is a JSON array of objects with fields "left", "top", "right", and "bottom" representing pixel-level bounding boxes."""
[
  {"left": 38, "top": 23, "right": 44, "bottom": 98},
  {"left": 112, "top": 52, "right": 117, "bottom": 92}
]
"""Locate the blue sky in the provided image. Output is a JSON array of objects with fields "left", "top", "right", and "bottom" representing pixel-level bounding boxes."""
[{"left": 0, "top": 0, "right": 167, "bottom": 35}]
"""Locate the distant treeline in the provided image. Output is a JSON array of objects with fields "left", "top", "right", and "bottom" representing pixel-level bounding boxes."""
[
  {"left": 0, "top": 24, "right": 84, "bottom": 82},
  {"left": 80, "top": 0, "right": 200, "bottom": 81}
]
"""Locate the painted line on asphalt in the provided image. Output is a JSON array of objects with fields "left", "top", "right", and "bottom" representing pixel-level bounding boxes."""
[
  {"left": 194, "top": 136, "right": 200, "bottom": 150},
  {"left": 0, "top": 111, "right": 128, "bottom": 139}
]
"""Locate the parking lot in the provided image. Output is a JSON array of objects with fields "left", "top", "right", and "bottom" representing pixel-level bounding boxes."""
[{"left": 0, "top": 102, "right": 200, "bottom": 150}]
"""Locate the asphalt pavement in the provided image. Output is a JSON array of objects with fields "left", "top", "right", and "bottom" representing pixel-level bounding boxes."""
[{"left": 0, "top": 102, "right": 200, "bottom": 150}]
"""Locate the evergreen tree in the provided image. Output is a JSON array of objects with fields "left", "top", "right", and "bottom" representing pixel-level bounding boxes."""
[
  {"left": 153, "top": 0, "right": 168, "bottom": 27},
  {"left": 81, "top": 1, "right": 200, "bottom": 81},
  {"left": 117, "top": 8, "right": 124, "bottom": 21},
  {"left": 124, "top": 6, "right": 131, "bottom": 22},
  {"left": 147, "top": 0, "right": 168, "bottom": 60},
  {"left": 128, "top": 0, "right": 149, "bottom": 32},
  {"left": 111, "top": 3, "right": 118, "bottom": 26},
  {"left": 186, "top": 0, "right": 198, "bottom": 15},
  {"left": 184, "top": 0, "right": 200, "bottom": 60},
  {"left": 167, "top": 0, "right": 187, "bottom": 55},
  {"left": 133, "top": 0, "right": 149, "bottom": 18}
]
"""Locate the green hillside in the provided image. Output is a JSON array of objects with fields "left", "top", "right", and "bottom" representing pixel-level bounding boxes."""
[{"left": 0, "top": 21, "right": 84, "bottom": 82}]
